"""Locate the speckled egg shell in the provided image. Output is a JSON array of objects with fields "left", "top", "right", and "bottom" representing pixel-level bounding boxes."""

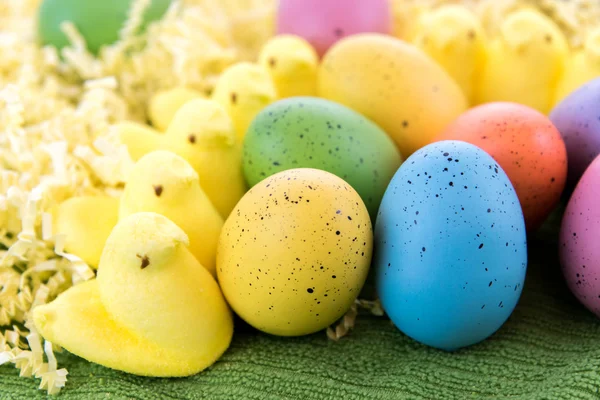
[
  {"left": 318, "top": 34, "right": 468, "bottom": 157},
  {"left": 217, "top": 168, "right": 372, "bottom": 336},
  {"left": 435, "top": 102, "right": 567, "bottom": 231},
  {"left": 277, "top": 0, "right": 391, "bottom": 57},
  {"left": 550, "top": 77, "right": 600, "bottom": 186},
  {"left": 560, "top": 154, "right": 600, "bottom": 318},
  {"left": 375, "top": 140, "right": 527, "bottom": 351},
  {"left": 243, "top": 97, "right": 403, "bottom": 221}
]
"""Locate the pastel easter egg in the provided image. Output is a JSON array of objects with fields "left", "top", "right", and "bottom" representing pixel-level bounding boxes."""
[
  {"left": 277, "top": 0, "right": 392, "bottom": 57},
  {"left": 560, "top": 154, "right": 600, "bottom": 318},
  {"left": 550, "top": 77, "right": 600, "bottom": 186},
  {"left": 375, "top": 140, "right": 527, "bottom": 350},
  {"left": 38, "top": 0, "right": 172, "bottom": 55},
  {"left": 243, "top": 97, "right": 402, "bottom": 220},
  {"left": 435, "top": 102, "right": 567, "bottom": 231},
  {"left": 318, "top": 34, "right": 468, "bottom": 157},
  {"left": 217, "top": 168, "right": 372, "bottom": 336}
]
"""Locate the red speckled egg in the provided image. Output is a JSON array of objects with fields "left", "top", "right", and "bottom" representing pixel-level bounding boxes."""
[
  {"left": 560, "top": 154, "right": 600, "bottom": 318},
  {"left": 434, "top": 102, "right": 567, "bottom": 231}
]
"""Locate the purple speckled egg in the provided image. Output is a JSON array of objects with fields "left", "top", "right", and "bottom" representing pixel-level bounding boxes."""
[
  {"left": 276, "top": 0, "right": 391, "bottom": 57},
  {"left": 560, "top": 154, "right": 600, "bottom": 318},
  {"left": 550, "top": 78, "right": 600, "bottom": 186}
]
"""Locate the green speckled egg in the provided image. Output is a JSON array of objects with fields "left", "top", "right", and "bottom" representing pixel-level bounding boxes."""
[
  {"left": 38, "top": 0, "right": 172, "bottom": 55},
  {"left": 243, "top": 97, "right": 403, "bottom": 220}
]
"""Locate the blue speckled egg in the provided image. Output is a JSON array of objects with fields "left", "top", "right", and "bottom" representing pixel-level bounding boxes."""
[{"left": 375, "top": 140, "right": 527, "bottom": 351}]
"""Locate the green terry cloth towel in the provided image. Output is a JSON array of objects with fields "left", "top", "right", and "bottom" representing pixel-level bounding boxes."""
[{"left": 1, "top": 207, "right": 600, "bottom": 400}]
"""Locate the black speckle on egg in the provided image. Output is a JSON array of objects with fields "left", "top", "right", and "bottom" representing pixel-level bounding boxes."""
[{"left": 373, "top": 140, "right": 527, "bottom": 346}]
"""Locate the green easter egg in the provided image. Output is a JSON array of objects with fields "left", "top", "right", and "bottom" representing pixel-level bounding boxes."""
[
  {"left": 243, "top": 97, "right": 403, "bottom": 220},
  {"left": 38, "top": 0, "right": 172, "bottom": 55}
]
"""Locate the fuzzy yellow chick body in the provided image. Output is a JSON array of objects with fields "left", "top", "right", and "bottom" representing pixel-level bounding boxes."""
[
  {"left": 33, "top": 212, "right": 233, "bottom": 377},
  {"left": 413, "top": 5, "right": 487, "bottom": 104},
  {"left": 119, "top": 151, "right": 223, "bottom": 277},
  {"left": 166, "top": 99, "right": 246, "bottom": 218},
  {"left": 116, "top": 100, "right": 245, "bottom": 218},
  {"left": 554, "top": 28, "right": 600, "bottom": 105},
  {"left": 258, "top": 35, "right": 319, "bottom": 99},
  {"left": 54, "top": 196, "right": 119, "bottom": 268},
  {"left": 148, "top": 87, "right": 205, "bottom": 132},
  {"left": 211, "top": 62, "right": 277, "bottom": 141},
  {"left": 116, "top": 121, "right": 162, "bottom": 161},
  {"left": 476, "top": 9, "right": 569, "bottom": 114}
]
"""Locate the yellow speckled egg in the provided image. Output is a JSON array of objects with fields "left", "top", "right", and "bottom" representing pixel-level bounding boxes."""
[
  {"left": 217, "top": 168, "right": 372, "bottom": 336},
  {"left": 318, "top": 33, "right": 468, "bottom": 157}
]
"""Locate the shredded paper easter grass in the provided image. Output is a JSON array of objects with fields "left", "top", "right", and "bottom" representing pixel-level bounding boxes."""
[{"left": 1, "top": 0, "right": 600, "bottom": 396}]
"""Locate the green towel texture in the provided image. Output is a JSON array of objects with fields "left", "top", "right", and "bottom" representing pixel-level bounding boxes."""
[{"left": 1, "top": 206, "right": 600, "bottom": 399}]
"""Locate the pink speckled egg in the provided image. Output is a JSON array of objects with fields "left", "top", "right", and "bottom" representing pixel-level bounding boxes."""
[
  {"left": 277, "top": 0, "right": 391, "bottom": 57},
  {"left": 560, "top": 154, "right": 600, "bottom": 318}
]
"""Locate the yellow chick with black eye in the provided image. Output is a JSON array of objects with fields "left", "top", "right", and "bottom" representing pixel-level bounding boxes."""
[
  {"left": 258, "top": 35, "right": 319, "bottom": 99},
  {"left": 211, "top": 62, "right": 277, "bottom": 141},
  {"left": 476, "top": 9, "right": 569, "bottom": 114},
  {"left": 119, "top": 151, "right": 223, "bottom": 277},
  {"left": 166, "top": 99, "right": 246, "bottom": 218},
  {"left": 116, "top": 100, "right": 245, "bottom": 218},
  {"left": 554, "top": 27, "right": 600, "bottom": 105},
  {"left": 33, "top": 212, "right": 233, "bottom": 377},
  {"left": 413, "top": 5, "right": 487, "bottom": 104},
  {"left": 148, "top": 86, "right": 205, "bottom": 132}
]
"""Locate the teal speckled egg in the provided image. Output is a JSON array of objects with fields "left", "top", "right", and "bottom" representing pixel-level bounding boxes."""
[
  {"left": 38, "top": 0, "right": 172, "bottom": 55},
  {"left": 243, "top": 97, "right": 402, "bottom": 220}
]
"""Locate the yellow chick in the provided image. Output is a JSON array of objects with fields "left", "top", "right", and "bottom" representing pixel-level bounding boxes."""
[
  {"left": 119, "top": 151, "right": 223, "bottom": 277},
  {"left": 166, "top": 99, "right": 246, "bottom": 217},
  {"left": 33, "top": 212, "right": 233, "bottom": 377},
  {"left": 115, "top": 121, "right": 162, "bottom": 161},
  {"left": 54, "top": 196, "right": 119, "bottom": 268},
  {"left": 554, "top": 27, "right": 600, "bottom": 105},
  {"left": 148, "top": 86, "right": 205, "bottom": 132},
  {"left": 117, "top": 100, "right": 246, "bottom": 218},
  {"left": 475, "top": 9, "right": 569, "bottom": 114},
  {"left": 211, "top": 62, "right": 277, "bottom": 141},
  {"left": 413, "top": 5, "right": 487, "bottom": 104},
  {"left": 258, "top": 35, "right": 319, "bottom": 99}
]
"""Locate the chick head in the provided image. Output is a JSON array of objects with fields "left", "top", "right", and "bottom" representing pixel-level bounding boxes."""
[
  {"left": 258, "top": 35, "right": 319, "bottom": 98},
  {"left": 211, "top": 62, "right": 277, "bottom": 140},
  {"left": 166, "top": 98, "right": 236, "bottom": 150}
]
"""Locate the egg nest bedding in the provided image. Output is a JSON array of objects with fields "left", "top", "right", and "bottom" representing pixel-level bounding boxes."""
[
  {"left": 3, "top": 208, "right": 600, "bottom": 399},
  {"left": 1, "top": 0, "right": 600, "bottom": 399}
]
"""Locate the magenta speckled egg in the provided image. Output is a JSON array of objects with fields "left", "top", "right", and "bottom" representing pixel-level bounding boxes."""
[
  {"left": 560, "top": 154, "right": 600, "bottom": 318},
  {"left": 276, "top": 0, "right": 391, "bottom": 57}
]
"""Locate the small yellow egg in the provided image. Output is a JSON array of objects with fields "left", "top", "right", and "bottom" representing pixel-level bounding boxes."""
[
  {"left": 217, "top": 168, "right": 372, "bottom": 336},
  {"left": 258, "top": 35, "right": 319, "bottom": 99}
]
